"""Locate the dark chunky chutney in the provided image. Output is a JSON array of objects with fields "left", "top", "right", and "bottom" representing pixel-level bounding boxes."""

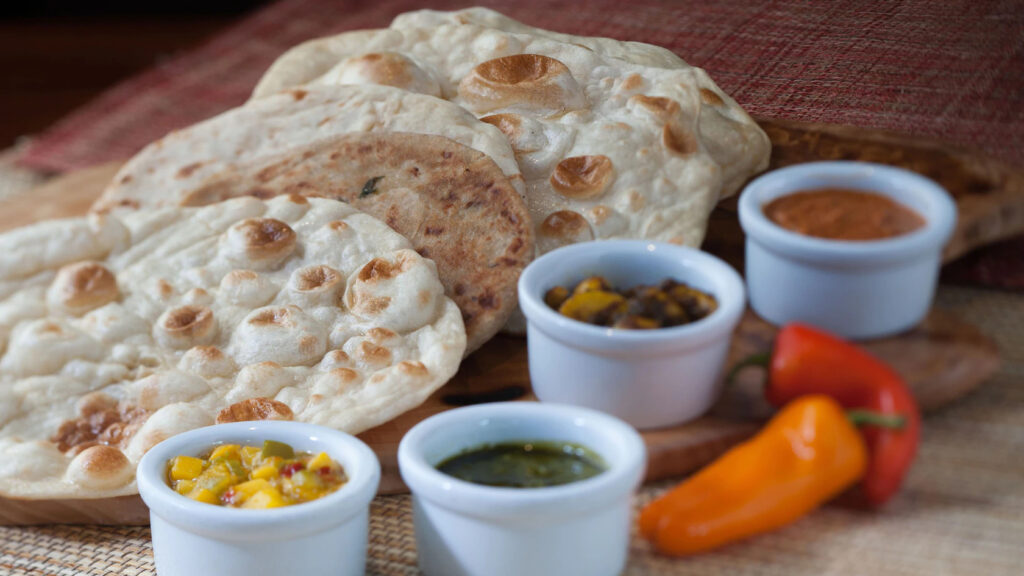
[
  {"left": 436, "top": 441, "right": 606, "bottom": 488},
  {"left": 544, "top": 276, "right": 717, "bottom": 329}
]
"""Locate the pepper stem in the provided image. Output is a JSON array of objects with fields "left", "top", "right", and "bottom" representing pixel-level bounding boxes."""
[
  {"left": 724, "top": 352, "right": 772, "bottom": 385},
  {"left": 847, "top": 410, "right": 907, "bottom": 430}
]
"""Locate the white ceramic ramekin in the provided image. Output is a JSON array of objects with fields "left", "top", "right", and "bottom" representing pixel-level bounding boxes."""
[
  {"left": 137, "top": 421, "right": 381, "bottom": 576},
  {"left": 398, "top": 402, "right": 646, "bottom": 576},
  {"left": 517, "top": 240, "right": 746, "bottom": 429},
  {"left": 738, "top": 161, "right": 957, "bottom": 339}
]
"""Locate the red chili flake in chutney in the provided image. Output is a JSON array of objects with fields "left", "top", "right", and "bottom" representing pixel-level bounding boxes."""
[
  {"left": 763, "top": 188, "right": 925, "bottom": 241},
  {"left": 280, "top": 462, "right": 305, "bottom": 477}
]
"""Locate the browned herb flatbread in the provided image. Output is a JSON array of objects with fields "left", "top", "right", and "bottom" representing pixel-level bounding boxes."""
[{"left": 176, "top": 132, "right": 533, "bottom": 353}]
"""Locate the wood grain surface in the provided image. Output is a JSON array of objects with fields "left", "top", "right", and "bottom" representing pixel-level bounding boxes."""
[{"left": 0, "top": 121, "right": 1009, "bottom": 524}]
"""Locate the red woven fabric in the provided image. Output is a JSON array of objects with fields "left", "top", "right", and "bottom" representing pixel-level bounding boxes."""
[{"left": 17, "top": 0, "right": 1024, "bottom": 173}]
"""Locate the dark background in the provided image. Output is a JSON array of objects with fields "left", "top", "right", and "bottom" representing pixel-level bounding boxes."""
[
  {"left": 1, "top": 1, "right": 267, "bottom": 17},
  {"left": 1, "top": 1, "right": 269, "bottom": 150}
]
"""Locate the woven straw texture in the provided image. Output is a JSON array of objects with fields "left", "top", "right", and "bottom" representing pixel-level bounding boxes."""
[{"left": 1, "top": 284, "right": 1021, "bottom": 574}]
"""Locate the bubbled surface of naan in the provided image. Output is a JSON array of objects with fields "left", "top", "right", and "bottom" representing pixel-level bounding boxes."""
[
  {"left": 252, "top": 9, "right": 770, "bottom": 255},
  {"left": 0, "top": 195, "right": 465, "bottom": 500}
]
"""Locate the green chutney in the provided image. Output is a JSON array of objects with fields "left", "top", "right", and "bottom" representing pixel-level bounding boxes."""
[{"left": 436, "top": 441, "right": 606, "bottom": 488}]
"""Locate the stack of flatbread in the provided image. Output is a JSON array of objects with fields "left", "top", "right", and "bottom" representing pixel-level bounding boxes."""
[
  {"left": 0, "top": 195, "right": 465, "bottom": 500},
  {"left": 0, "top": 8, "right": 769, "bottom": 509},
  {"left": 252, "top": 7, "right": 770, "bottom": 248}
]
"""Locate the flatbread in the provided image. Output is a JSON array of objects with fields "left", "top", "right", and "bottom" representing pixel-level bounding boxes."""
[
  {"left": 173, "top": 132, "right": 532, "bottom": 353},
  {"left": 0, "top": 195, "right": 466, "bottom": 500},
  {"left": 252, "top": 11, "right": 770, "bottom": 254},
  {"left": 391, "top": 7, "right": 687, "bottom": 69},
  {"left": 93, "top": 83, "right": 524, "bottom": 213},
  {"left": 92, "top": 83, "right": 531, "bottom": 352}
]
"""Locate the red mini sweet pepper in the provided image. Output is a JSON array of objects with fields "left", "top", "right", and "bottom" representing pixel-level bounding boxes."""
[{"left": 732, "top": 323, "right": 920, "bottom": 508}]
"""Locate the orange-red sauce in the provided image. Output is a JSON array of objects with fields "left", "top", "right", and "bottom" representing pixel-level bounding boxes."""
[{"left": 763, "top": 188, "right": 925, "bottom": 241}]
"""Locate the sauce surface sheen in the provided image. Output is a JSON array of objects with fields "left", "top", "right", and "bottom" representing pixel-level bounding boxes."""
[
  {"left": 436, "top": 441, "right": 606, "bottom": 488},
  {"left": 763, "top": 188, "right": 925, "bottom": 241}
]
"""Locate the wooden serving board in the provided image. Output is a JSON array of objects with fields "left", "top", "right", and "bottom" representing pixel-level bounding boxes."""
[{"left": 0, "top": 119, "right": 1010, "bottom": 524}]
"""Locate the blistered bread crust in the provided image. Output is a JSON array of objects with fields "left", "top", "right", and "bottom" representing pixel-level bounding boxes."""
[
  {"left": 458, "top": 54, "right": 586, "bottom": 116},
  {"left": 217, "top": 397, "right": 294, "bottom": 424},
  {"left": 65, "top": 445, "right": 133, "bottom": 490},
  {"left": 323, "top": 52, "right": 442, "bottom": 97},
  {"left": 0, "top": 196, "right": 466, "bottom": 500},
  {"left": 223, "top": 218, "right": 297, "bottom": 270},
  {"left": 250, "top": 12, "right": 771, "bottom": 257},
  {"left": 550, "top": 156, "right": 615, "bottom": 200},
  {"left": 155, "top": 305, "right": 217, "bottom": 349},
  {"left": 46, "top": 262, "right": 120, "bottom": 316}
]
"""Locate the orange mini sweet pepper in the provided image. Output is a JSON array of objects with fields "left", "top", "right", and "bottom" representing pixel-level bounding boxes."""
[{"left": 639, "top": 395, "right": 870, "bottom": 556}]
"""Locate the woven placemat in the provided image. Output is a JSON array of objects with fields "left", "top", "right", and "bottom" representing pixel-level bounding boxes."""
[{"left": 0, "top": 165, "right": 1022, "bottom": 573}]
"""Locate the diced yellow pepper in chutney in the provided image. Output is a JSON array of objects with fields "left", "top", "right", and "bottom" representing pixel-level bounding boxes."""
[
  {"left": 243, "top": 487, "right": 288, "bottom": 509},
  {"left": 169, "top": 456, "right": 204, "bottom": 481},
  {"left": 208, "top": 444, "right": 241, "bottom": 461},
  {"left": 165, "top": 441, "right": 348, "bottom": 509}
]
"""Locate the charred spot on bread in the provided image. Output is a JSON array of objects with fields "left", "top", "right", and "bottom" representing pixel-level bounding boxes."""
[
  {"left": 156, "top": 305, "right": 217, "bottom": 349},
  {"left": 458, "top": 54, "right": 585, "bottom": 115},
  {"left": 216, "top": 397, "right": 294, "bottom": 424},
  {"left": 662, "top": 124, "right": 699, "bottom": 156},
  {"left": 225, "top": 218, "right": 297, "bottom": 269},
  {"left": 48, "top": 261, "right": 119, "bottom": 314},
  {"left": 65, "top": 445, "right": 133, "bottom": 489},
  {"left": 550, "top": 155, "right": 615, "bottom": 199},
  {"left": 248, "top": 306, "right": 296, "bottom": 327},
  {"left": 630, "top": 95, "right": 682, "bottom": 121},
  {"left": 397, "top": 360, "right": 429, "bottom": 376},
  {"left": 292, "top": 265, "right": 341, "bottom": 292},
  {"left": 538, "top": 210, "right": 594, "bottom": 253},
  {"left": 699, "top": 88, "right": 725, "bottom": 106},
  {"left": 52, "top": 401, "right": 149, "bottom": 454}
]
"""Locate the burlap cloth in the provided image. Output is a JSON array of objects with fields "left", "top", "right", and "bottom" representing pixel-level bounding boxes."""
[{"left": 2, "top": 0, "right": 1023, "bottom": 572}]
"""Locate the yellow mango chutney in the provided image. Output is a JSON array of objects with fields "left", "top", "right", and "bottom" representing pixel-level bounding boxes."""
[{"left": 166, "top": 440, "right": 348, "bottom": 509}]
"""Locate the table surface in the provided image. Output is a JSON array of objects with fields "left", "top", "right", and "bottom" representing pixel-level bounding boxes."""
[{"left": 1, "top": 1, "right": 1023, "bottom": 574}]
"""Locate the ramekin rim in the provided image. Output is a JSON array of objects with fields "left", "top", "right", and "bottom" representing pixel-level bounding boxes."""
[
  {"left": 137, "top": 420, "right": 381, "bottom": 534},
  {"left": 738, "top": 161, "right": 956, "bottom": 264},
  {"left": 517, "top": 240, "right": 746, "bottom": 348},
  {"left": 397, "top": 402, "right": 646, "bottom": 518}
]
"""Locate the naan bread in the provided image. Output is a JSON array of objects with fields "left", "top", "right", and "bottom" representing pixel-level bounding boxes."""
[
  {"left": 92, "top": 84, "right": 531, "bottom": 352},
  {"left": 93, "top": 83, "right": 524, "bottom": 213},
  {"left": 252, "top": 11, "right": 770, "bottom": 253},
  {"left": 392, "top": 7, "right": 687, "bottom": 69},
  {"left": 0, "top": 195, "right": 465, "bottom": 499},
  {"left": 169, "top": 132, "right": 532, "bottom": 353}
]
